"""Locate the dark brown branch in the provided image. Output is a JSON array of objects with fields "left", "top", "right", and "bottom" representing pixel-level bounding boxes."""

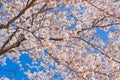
[
  {"left": 0, "top": 29, "right": 18, "bottom": 50},
  {"left": 32, "top": 14, "right": 46, "bottom": 32},
  {"left": 0, "top": 24, "right": 5, "bottom": 29},
  {"left": 38, "top": 37, "right": 63, "bottom": 41},
  {"left": 31, "top": 4, "right": 47, "bottom": 26},
  {"left": 0, "top": 34, "right": 26, "bottom": 55},
  {"left": 85, "top": 0, "right": 120, "bottom": 19},
  {"left": 32, "top": 4, "right": 62, "bottom": 32},
  {"left": 12, "top": 24, "right": 33, "bottom": 33},
  {"left": 93, "top": 70, "right": 110, "bottom": 79},
  {"left": 99, "top": 23, "right": 120, "bottom": 27},
  {"left": 13, "top": 24, "right": 64, "bottom": 41},
  {"left": 0, "top": 0, "right": 35, "bottom": 29},
  {"left": 75, "top": 37, "right": 120, "bottom": 64},
  {"left": 34, "top": 4, "right": 47, "bottom": 16},
  {"left": 69, "top": 36, "right": 120, "bottom": 64},
  {"left": 77, "top": 22, "right": 120, "bottom": 34},
  {"left": 32, "top": 33, "right": 60, "bottom": 63},
  {"left": 26, "top": 0, "right": 30, "bottom": 6}
]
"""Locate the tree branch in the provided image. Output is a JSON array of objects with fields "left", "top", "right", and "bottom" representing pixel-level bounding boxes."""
[
  {"left": 0, "top": 34, "right": 26, "bottom": 55},
  {"left": 77, "top": 22, "right": 120, "bottom": 34},
  {"left": 85, "top": 0, "right": 120, "bottom": 19},
  {"left": 0, "top": 29, "right": 18, "bottom": 50},
  {"left": 76, "top": 37, "right": 120, "bottom": 64},
  {"left": 0, "top": 0, "right": 35, "bottom": 29}
]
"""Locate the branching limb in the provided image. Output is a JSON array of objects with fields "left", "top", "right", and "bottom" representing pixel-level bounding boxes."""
[
  {"left": 73, "top": 37, "right": 120, "bottom": 64},
  {"left": 85, "top": 0, "right": 120, "bottom": 19},
  {"left": 0, "top": 29, "right": 18, "bottom": 50},
  {"left": 0, "top": 34, "right": 26, "bottom": 55},
  {"left": 0, "top": 0, "right": 35, "bottom": 29},
  {"left": 77, "top": 22, "right": 120, "bottom": 33}
]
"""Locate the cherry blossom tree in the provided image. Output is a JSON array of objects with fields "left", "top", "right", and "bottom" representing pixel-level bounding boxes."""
[{"left": 0, "top": 0, "right": 120, "bottom": 79}]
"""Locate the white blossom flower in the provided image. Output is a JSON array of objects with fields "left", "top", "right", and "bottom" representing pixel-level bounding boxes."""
[
  {"left": 0, "top": 77, "right": 9, "bottom": 80},
  {"left": 24, "top": 70, "right": 36, "bottom": 79},
  {"left": 108, "top": 32, "right": 114, "bottom": 39},
  {"left": 61, "top": 32, "right": 69, "bottom": 39},
  {"left": 35, "top": 46, "right": 41, "bottom": 51},
  {"left": 25, "top": 33, "right": 33, "bottom": 39},
  {"left": 112, "top": 64, "right": 119, "bottom": 70},
  {"left": 79, "top": 66, "right": 88, "bottom": 72},
  {"left": 76, "top": 24, "right": 82, "bottom": 31},
  {"left": 44, "top": 20, "right": 50, "bottom": 26}
]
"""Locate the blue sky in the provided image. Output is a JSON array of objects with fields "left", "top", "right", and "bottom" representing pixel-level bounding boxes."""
[{"left": 0, "top": 51, "right": 64, "bottom": 80}]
